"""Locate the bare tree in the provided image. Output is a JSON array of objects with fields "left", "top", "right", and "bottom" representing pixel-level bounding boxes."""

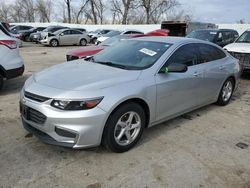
[
  {"left": 141, "top": 0, "right": 179, "bottom": 24},
  {"left": 64, "top": 0, "right": 72, "bottom": 23},
  {"left": 36, "top": 0, "right": 53, "bottom": 22},
  {"left": 111, "top": 0, "right": 137, "bottom": 24},
  {"left": 0, "top": 1, "right": 9, "bottom": 21}
]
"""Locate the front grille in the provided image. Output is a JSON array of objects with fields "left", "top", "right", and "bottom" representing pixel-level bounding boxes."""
[
  {"left": 66, "top": 55, "right": 79, "bottom": 61},
  {"left": 230, "top": 52, "right": 250, "bottom": 68},
  {"left": 24, "top": 91, "right": 50, "bottom": 102},
  {"left": 20, "top": 104, "right": 47, "bottom": 124},
  {"left": 29, "top": 108, "right": 47, "bottom": 124}
]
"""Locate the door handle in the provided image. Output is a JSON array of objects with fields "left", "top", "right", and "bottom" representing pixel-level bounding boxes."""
[
  {"left": 219, "top": 66, "right": 225, "bottom": 70},
  {"left": 193, "top": 72, "right": 201, "bottom": 77}
]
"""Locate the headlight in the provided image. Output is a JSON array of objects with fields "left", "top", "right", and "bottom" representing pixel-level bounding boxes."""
[{"left": 50, "top": 97, "right": 103, "bottom": 110}]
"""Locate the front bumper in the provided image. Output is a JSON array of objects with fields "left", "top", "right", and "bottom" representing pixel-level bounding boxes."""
[
  {"left": 20, "top": 92, "right": 108, "bottom": 149},
  {"left": 229, "top": 52, "right": 250, "bottom": 72},
  {"left": 40, "top": 39, "right": 49, "bottom": 45}
]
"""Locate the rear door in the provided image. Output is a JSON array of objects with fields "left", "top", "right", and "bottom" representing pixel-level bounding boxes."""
[
  {"left": 70, "top": 30, "right": 83, "bottom": 44},
  {"left": 196, "top": 43, "right": 228, "bottom": 103},
  {"left": 155, "top": 43, "right": 204, "bottom": 121}
]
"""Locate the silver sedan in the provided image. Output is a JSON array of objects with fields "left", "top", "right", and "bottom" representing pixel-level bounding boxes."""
[
  {"left": 20, "top": 37, "right": 240, "bottom": 152},
  {"left": 40, "top": 29, "right": 90, "bottom": 47}
]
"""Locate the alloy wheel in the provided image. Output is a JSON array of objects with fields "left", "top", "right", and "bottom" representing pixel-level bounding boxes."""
[
  {"left": 222, "top": 80, "right": 233, "bottom": 102},
  {"left": 114, "top": 111, "right": 141, "bottom": 146}
]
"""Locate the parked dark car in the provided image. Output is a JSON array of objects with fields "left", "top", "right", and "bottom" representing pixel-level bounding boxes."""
[
  {"left": 30, "top": 26, "right": 69, "bottom": 42},
  {"left": 72, "top": 28, "right": 87, "bottom": 33},
  {"left": 19, "top": 27, "right": 46, "bottom": 41},
  {"left": 10, "top": 25, "right": 33, "bottom": 34},
  {"left": 186, "top": 29, "right": 239, "bottom": 47}
]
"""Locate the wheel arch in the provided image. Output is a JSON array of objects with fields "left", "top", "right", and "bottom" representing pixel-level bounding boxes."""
[{"left": 0, "top": 65, "right": 6, "bottom": 78}]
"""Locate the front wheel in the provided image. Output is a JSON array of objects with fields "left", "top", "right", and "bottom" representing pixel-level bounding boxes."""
[
  {"left": 50, "top": 39, "right": 59, "bottom": 47},
  {"left": 102, "top": 102, "right": 146, "bottom": 153},
  {"left": 79, "top": 39, "right": 87, "bottom": 46},
  {"left": 216, "top": 78, "right": 235, "bottom": 106}
]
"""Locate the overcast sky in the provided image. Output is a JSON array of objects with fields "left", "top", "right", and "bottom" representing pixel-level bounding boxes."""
[{"left": 178, "top": 0, "right": 250, "bottom": 23}]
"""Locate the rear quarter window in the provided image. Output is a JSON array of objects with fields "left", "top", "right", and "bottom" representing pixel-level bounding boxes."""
[{"left": 197, "top": 43, "right": 226, "bottom": 63}]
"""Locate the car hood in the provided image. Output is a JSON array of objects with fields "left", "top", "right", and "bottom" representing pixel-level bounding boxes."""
[
  {"left": 33, "top": 61, "right": 141, "bottom": 91},
  {"left": 67, "top": 46, "right": 106, "bottom": 58},
  {"left": 224, "top": 42, "right": 250, "bottom": 53},
  {"left": 98, "top": 36, "right": 109, "bottom": 42}
]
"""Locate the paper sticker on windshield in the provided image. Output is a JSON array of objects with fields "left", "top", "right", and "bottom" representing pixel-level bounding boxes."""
[
  {"left": 210, "top": 32, "right": 217, "bottom": 35},
  {"left": 139, "top": 48, "right": 157, "bottom": 56}
]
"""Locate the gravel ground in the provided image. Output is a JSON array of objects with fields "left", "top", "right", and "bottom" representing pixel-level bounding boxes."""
[{"left": 0, "top": 42, "right": 250, "bottom": 188}]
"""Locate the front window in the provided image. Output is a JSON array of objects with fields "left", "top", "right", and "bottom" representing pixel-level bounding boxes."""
[
  {"left": 91, "top": 40, "right": 171, "bottom": 70},
  {"left": 236, "top": 31, "right": 250, "bottom": 43},
  {"left": 187, "top": 30, "right": 217, "bottom": 42}
]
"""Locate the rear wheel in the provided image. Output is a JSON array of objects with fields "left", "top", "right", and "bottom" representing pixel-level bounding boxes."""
[
  {"left": 0, "top": 74, "right": 3, "bottom": 90},
  {"left": 216, "top": 78, "right": 235, "bottom": 106},
  {"left": 102, "top": 102, "right": 146, "bottom": 153},
  {"left": 50, "top": 39, "right": 59, "bottom": 47},
  {"left": 79, "top": 39, "right": 87, "bottom": 46}
]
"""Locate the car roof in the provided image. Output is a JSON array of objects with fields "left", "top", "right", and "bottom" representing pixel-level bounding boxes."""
[
  {"left": 193, "top": 29, "right": 237, "bottom": 32},
  {"left": 130, "top": 36, "right": 211, "bottom": 45}
]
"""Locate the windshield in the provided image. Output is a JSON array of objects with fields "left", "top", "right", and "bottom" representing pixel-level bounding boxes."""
[
  {"left": 236, "top": 31, "right": 250, "bottom": 43},
  {"left": 187, "top": 30, "right": 217, "bottom": 42},
  {"left": 92, "top": 40, "right": 171, "bottom": 70},
  {"left": 104, "top": 31, "right": 121, "bottom": 37},
  {"left": 53, "top": 30, "right": 63, "bottom": 35},
  {"left": 100, "top": 35, "right": 130, "bottom": 46}
]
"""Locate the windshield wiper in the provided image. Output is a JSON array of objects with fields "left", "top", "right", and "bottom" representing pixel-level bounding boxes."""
[{"left": 94, "top": 61, "right": 128, "bottom": 69}]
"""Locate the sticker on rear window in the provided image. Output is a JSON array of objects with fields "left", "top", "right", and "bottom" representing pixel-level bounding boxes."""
[
  {"left": 210, "top": 32, "right": 217, "bottom": 35},
  {"left": 139, "top": 48, "right": 157, "bottom": 56}
]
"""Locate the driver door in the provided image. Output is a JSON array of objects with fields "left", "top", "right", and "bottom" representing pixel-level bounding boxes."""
[
  {"left": 155, "top": 44, "right": 204, "bottom": 121},
  {"left": 59, "top": 30, "right": 72, "bottom": 45}
]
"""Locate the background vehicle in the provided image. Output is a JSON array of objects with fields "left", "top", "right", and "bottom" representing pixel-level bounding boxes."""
[
  {"left": 66, "top": 29, "right": 170, "bottom": 61},
  {"left": 224, "top": 30, "right": 250, "bottom": 72},
  {"left": 30, "top": 26, "right": 68, "bottom": 43},
  {"left": 19, "top": 27, "right": 46, "bottom": 41},
  {"left": 40, "top": 29, "right": 90, "bottom": 47},
  {"left": 88, "top": 29, "right": 113, "bottom": 43},
  {"left": 21, "top": 37, "right": 239, "bottom": 152},
  {"left": 0, "top": 30, "right": 24, "bottom": 90},
  {"left": 0, "top": 23, "right": 23, "bottom": 47},
  {"left": 161, "top": 21, "right": 216, "bottom": 36},
  {"left": 10, "top": 25, "right": 33, "bottom": 34},
  {"left": 96, "top": 29, "right": 144, "bottom": 44},
  {"left": 72, "top": 28, "right": 87, "bottom": 33},
  {"left": 186, "top": 29, "right": 239, "bottom": 47}
]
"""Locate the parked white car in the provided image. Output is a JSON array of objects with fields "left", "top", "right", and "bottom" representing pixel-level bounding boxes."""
[
  {"left": 0, "top": 30, "right": 24, "bottom": 90},
  {"left": 40, "top": 29, "right": 91, "bottom": 47},
  {"left": 96, "top": 29, "right": 144, "bottom": 44},
  {"left": 224, "top": 30, "right": 250, "bottom": 72}
]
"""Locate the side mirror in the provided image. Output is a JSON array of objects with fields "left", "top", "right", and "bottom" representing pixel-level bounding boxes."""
[
  {"left": 160, "top": 63, "right": 188, "bottom": 74},
  {"left": 60, "top": 33, "right": 64, "bottom": 36}
]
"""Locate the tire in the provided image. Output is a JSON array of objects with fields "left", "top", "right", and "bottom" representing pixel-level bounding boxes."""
[
  {"left": 24, "top": 35, "right": 30, "bottom": 42},
  {"left": 92, "top": 38, "right": 97, "bottom": 44},
  {"left": 79, "top": 39, "right": 87, "bottom": 46},
  {"left": 216, "top": 77, "right": 235, "bottom": 106},
  {"left": 0, "top": 74, "right": 3, "bottom": 91},
  {"left": 102, "top": 102, "right": 146, "bottom": 153},
  {"left": 50, "top": 39, "right": 59, "bottom": 47}
]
